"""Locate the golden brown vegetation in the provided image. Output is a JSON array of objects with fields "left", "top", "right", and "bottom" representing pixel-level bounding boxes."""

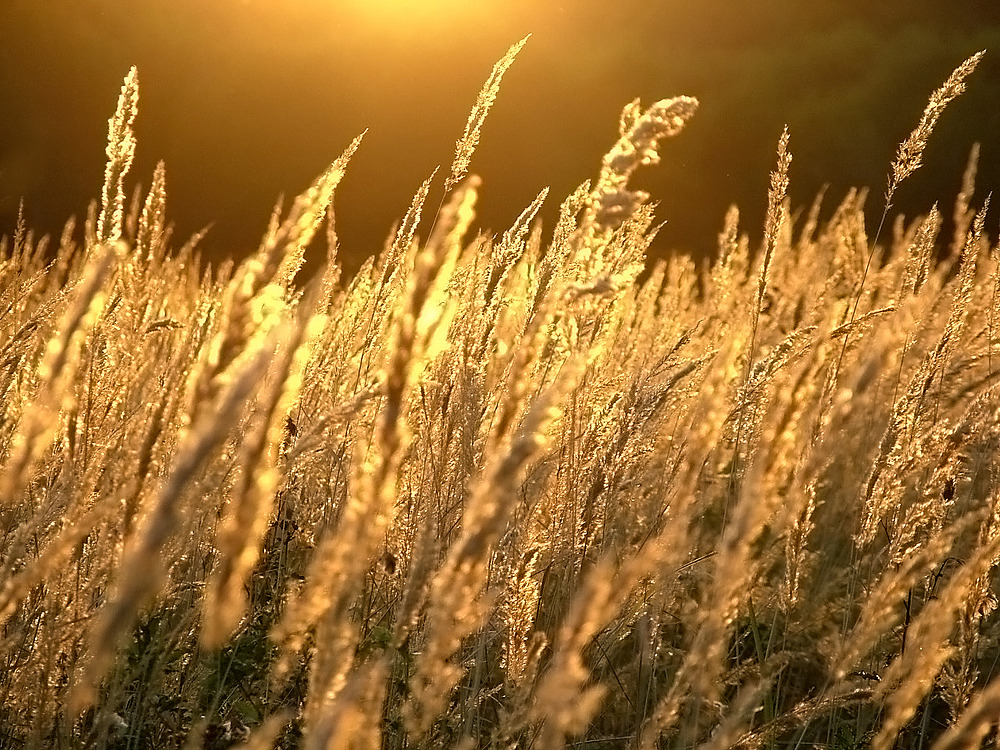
[{"left": 1, "top": 43, "right": 1000, "bottom": 750}]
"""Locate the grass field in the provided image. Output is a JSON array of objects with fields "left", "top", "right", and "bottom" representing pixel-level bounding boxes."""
[{"left": 2, "top": 40, "right": 1000, "bottom": 749}]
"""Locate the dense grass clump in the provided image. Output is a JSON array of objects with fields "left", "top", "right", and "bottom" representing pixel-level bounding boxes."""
[{"left": 3, "top": 41, "right": 1000, "bottom": 749}]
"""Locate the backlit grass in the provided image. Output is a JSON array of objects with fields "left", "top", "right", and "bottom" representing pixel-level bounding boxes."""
[{"left": 0, "top": 41, "right": 999, "bottom": 750}]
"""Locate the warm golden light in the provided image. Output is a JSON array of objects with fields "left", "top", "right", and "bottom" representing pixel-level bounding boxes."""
[{"left": 330, "top": 0, "right": 502, "bottom": 30}]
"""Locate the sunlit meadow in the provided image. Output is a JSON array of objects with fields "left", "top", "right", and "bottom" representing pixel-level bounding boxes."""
[{"left": 2, "top": 38, "right": 1000, "bottom": 750}]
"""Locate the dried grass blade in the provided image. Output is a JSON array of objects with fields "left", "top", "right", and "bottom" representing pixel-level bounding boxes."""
[
  {"left": 98, "top": 67, "right": 139, "bottom": 245},
  {"left": 445, "top": 35, "right": 530, "bottom": 192}
]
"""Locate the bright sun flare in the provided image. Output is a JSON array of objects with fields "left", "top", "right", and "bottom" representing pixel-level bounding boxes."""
[{"left": 338, "top": 0, "right": 496, "bottom": 26}]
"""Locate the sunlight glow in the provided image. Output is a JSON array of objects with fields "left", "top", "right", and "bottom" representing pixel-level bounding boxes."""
[{"left": 336, "top": 0, "right": 500, "bottom": 29}]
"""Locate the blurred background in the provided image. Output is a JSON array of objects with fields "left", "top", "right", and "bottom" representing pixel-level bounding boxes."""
[{"left": 2, "top": 0, "right": 1000, "bottom": 273}]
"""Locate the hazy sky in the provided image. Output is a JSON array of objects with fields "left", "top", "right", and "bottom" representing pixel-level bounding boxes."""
[{"left": 2, "top": 1, "right": 999, "bottom": 271}]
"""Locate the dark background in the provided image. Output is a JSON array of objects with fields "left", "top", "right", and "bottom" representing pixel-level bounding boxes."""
[{"left": 3, "top": 0, "right": 1000, "bottom": 273}]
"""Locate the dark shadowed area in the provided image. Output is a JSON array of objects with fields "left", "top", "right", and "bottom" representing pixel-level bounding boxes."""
[{"left": 2, "top": 0, "right": 1000, "bottom": 273}]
